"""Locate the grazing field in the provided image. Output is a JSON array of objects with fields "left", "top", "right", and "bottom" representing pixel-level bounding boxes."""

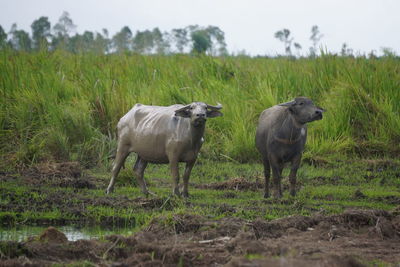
[{"left": 1, "top": 51, "right": 400, "bottom": 266}]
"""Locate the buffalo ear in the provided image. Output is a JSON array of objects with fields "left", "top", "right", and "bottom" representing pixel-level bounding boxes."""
[
  {"left": 175, "top": 109, "right": 191, "bottom": 118},
  {"left": 279, "top": 100, "right": 296, "bottom": 114},
  {"left": 175, "top": 105, "right": 191, "bottom": 118},
  {"left": 207, "top": 110, "right": 223, "bottom": 118}
]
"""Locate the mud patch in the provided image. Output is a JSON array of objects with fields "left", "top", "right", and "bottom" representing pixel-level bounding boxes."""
[
  {"left": 18, "top": 161, "right": 97, "bottom": 189},
  {"left": 198, "top": 177, "right": 263, "bottom": 191},
  {"left": 373, "top": 195, "right": 400, "bottom": 205},
  {"left": 252, "top": 215, "right": 316, "bottom": 239},
  {"left": 328, "top": 209, "right": 390, "bottom": 228},
  {"left": 1, "top": 209, "right": 399, "bottom": 266},
  {"left": 38, "top": 227, "right": 68, "bottom": 243},
  {"left": 362, "top": 159, "right": 399, "bottom": 171},
  {"left": 226, "top": 255, "right": 366, "bottom": 267},
  {"left": 25, "top": 161, "right": 82, "bottom": 178},
  {"left": 310, "top": 175, "right": 343, "bottom": 185},
  {"left": 303, "top": 156, "right": 330, "bottom": 167}
]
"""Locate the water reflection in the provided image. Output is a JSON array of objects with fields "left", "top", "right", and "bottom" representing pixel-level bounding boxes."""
[{"left": 0, "top": 225, "right": 135, "bottom": 242}]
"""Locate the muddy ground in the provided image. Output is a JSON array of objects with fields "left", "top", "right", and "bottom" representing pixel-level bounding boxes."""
[
  {"left": 1, "top": 209, "right": 399, "bottom": 266},
  {"left": 1, "top": 161, "right": 400, "bottom": 266}
]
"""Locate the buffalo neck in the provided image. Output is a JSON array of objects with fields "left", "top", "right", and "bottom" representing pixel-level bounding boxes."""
[
  {"left": 190, "top": 123, "right": 205, "bottom": 148},
  {"left": 274, "top": 112, "right": 304, "bottom": 144}
]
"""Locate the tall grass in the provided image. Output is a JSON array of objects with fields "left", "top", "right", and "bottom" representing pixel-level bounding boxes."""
[{"left": 1, "top": 49, "right": 399, "bottom": 169}]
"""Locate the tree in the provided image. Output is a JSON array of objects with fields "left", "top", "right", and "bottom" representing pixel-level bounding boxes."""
[
  {"left": 67, "top": 31, "right": 95, "bottom": 53},
  {"left": 31, "top": 16, "right": 51, "bottom": 50},
  {"left": 93, "top": 29, "right": 110, "bottom": 54},
  {"left": 131, "top": 28, "right": 169, "bottom": 54},
  {"left": 309, "top": 25, "right": 323, "bottom": 57},
  {"left": 0, "top": 25, "right": 8, "bottom": 49},
  {"left": 67, "top": 33, "right": 82, "bottom": 53},
  {"left": 132, "top": 30, "right": 154, "bottom": 54},
  {"left": 186, "top": 25, "right": 227, "bottom": 55},
  {"left": 9, "top": 24, "right": 32, "bottom": 51},
  {"left": 274, "top": 29, "right": 293, "bottom": 56},
  {"left": 191, "top": 29, "right": 212, "bottom": 54},
  {"left": 152, "top": 28, "right": 169, "bottom": 54},
  {"left": 171, "top": 28, "right": 189, "bottom": 53},
  {"left": 381, "top": 47, "right": 396, "bottom": 58},
  {"left": 81, "top": 31, "right": 95, "bottom": 52},
  {"left": 294, "top": 42, "right": 302, "bottom": 57},
  {"left": 341, "top": 43, "right": 353, "bottom": 57},
  {"left": 52, "top": 11, "right": 76, "bottom": 50},
  {"left": 206, "top": 26, "right": 227, "bottom": 55},
  {"left": 53, "top": 11, "right": 76, "bottom": 37},
  {"left": 112, "top": 26, "right": 132, "bottom": 53}
]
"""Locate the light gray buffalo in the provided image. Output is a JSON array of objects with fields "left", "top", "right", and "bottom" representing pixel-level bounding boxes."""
[
  {"left": 255, "top": 97, "right": 324, "bottom": 198},
  {"left": 106, "top": 102, "right": 223, "bottom": 197}
]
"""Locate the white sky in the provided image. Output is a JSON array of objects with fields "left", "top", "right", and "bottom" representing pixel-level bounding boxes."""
[{"left": 0, "top": 0, "right": 399, "bottom": 56}]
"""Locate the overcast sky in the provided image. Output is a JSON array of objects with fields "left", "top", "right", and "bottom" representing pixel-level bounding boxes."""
[{"left": 1, "top": 0, "right": 399, "bottom": 56}]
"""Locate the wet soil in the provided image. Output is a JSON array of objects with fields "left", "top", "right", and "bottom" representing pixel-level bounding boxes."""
[
  {"left": 196, "top": 177, "right": 263, "bottom": 191},
  {"left": 1, "top": 161, "right": 400, "bottom": 266},
  {"left": 1, "top": 209, "right": 400, "bottom": 266}
]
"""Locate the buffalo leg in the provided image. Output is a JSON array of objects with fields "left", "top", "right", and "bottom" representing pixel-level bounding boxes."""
[
  {"left": 270, "top": 156, "right": 284, "bottom": 198},
  {"left": 289, "top": 154, "right": 301, "bottom": 196},
  {"left": 182, "top": 160, "right": 195, "bottom": 198},
  {"left": 133, "top": 156, "right": 149, "bottom": 196},
  {"left": 262, "top": 156, "right": 271, "bottom": 198},
  {"left": 169, "top": 159, "right": 181, "bottom": 196},
  {"left": 106, "top": 144, "right": 130, "bottom": 194}
]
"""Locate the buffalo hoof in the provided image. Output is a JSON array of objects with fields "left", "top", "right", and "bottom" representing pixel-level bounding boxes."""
[
  {"left": 263, "top": 192, "right": 270, "bottom": 199},
  {"left": 106, "top": 188, "right": 114, "bottom": 194},
  {"left": 143, "top": 190, "right": 157, "bottom": 197},
  {"left": 272, "top": 191, "right": 283, "bottom": 199},
  {"left": 173, "top": 188, "right": 181, "bottom": 197},
  {"left": 182, "top": 191, "right": 189, "bottom": 198}
]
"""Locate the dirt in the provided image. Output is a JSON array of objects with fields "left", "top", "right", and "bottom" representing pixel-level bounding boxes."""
[
  {"left": 20, "top": 161, "right": 99, "bottom": 189},
  {"left": 1, "top": 208, "right": 399, "bottom": 266},
  {"left": 38, "top": 226, "right": 68, "bottom": 243},
  {"left": 1, "top": 163, "right": 400, "bottom": 265},
  {"left": 197, "top": 177, "right": 264, "bottom": 191}
]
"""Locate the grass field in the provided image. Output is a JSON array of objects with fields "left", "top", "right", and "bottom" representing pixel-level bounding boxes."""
[{"left": 1, "top": 50, "right": 400, "bottom": 170}]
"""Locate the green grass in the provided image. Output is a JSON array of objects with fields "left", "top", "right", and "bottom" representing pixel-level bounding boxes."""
[{"left": 1, "top": 50, "right": 400, "bottom": 170}]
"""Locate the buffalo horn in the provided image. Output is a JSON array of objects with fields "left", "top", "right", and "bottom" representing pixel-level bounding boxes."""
[
  {"left": 206, "top": 103, "right": 222, "bottom": 110},
  {"left": 278, "top": 100, "right": 296, "bottom": 107}
]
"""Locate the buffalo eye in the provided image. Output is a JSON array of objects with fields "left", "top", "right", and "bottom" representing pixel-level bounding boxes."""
[{"left": 298, "top": 102, "right": 304, "bottom": 106}]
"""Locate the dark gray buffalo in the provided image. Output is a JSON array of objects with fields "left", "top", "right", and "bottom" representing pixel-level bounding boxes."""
[
  {"left": 255, "top": 97, "right": 324, "bottom": 198},
  {"left": 106, "top": 102, "right": 223, "bottom": 197}
]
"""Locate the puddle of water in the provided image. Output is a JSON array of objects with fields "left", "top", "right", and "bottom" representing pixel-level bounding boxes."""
[{"left": 0, "top": 225, "right": 135, "bottom": 242}]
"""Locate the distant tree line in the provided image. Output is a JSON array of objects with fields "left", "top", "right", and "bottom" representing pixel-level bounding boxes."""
[
  {"left": 0, "top": 11, "right": 227, "bottom": 55},
  {"left": 273, "top": 26, "right": 397, "bottom": 58},
  {"left": 1, "top": 12, "right": 396, "bottom": 57}
]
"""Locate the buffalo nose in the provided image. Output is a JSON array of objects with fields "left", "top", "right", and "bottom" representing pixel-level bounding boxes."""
[
  {"left": 196, "top": 113, "right": 206, "bottom": 118},
  {"left": 315, "top": 110, "right": 322, "bottom": 115}
]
